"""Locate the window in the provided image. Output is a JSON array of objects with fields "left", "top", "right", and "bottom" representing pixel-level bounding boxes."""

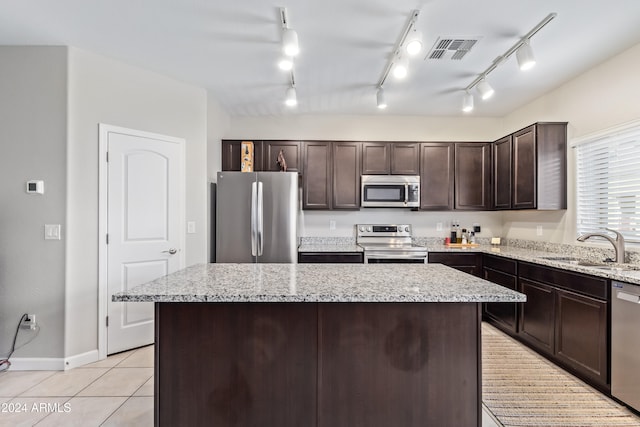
[{"left": 575, "top": 120, "right": 640, "bottom": 243}]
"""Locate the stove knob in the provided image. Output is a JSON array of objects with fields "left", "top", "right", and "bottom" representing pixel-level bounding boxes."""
[
  {"left": 405, "top": 226, "right": 410, "bottom": 232},
  {"left": 359, "top": 226, "right": 365, "bottom": 232},
  {"left": 367, "top": 226, "right": 372, "bottom": 232}
]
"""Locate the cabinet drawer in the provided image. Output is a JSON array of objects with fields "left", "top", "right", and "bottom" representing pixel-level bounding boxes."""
[
  {"left": 428, "top": 252, "right": 481, "bottom": 266},
  {"left": 483, "top": 255, "right": 517, "bottom": 275},
  {"left": 298, "top": 252, "right": 364, "bottom": 263},
  {"left": 518, "top": 262, "right": 607, "bottom": 300}
]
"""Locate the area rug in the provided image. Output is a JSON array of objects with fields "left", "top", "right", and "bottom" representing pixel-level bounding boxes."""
[{"left": 482, "top": 323, "right": 640, "bottom": 427}]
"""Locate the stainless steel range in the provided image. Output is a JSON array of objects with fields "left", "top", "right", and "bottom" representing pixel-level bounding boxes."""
[{"left": 356, "top": 224, "right": 428, "bottom": 263}]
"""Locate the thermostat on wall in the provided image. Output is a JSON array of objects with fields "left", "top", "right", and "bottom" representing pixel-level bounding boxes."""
[{"left": 26, "top": 180, "right": 44, "bottom": 194}]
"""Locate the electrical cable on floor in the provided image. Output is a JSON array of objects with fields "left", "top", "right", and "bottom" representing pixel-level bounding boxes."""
[{"left": 0, "top": 313, "right": 40, "bottom": 373}]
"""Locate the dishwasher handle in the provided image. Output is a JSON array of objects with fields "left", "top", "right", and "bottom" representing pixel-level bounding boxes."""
[{"left": 617, "top": 291, "right": 640, "bottom": 304}]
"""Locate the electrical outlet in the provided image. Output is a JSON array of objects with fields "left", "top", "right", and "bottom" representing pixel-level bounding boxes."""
[
  {"left": 329, "top": 220, "right": 336, "bottom": 230},
  {"left": 21, "top": 314, "right": 37, "bottom": 330},
  {"left": 536, "top": 225, "right": 543, "bottom": 236},
  {"left": 473, "top": 224, "right": 481, "bottom": 233},
  {"left": 436, "top": 222, "right": 443, "bottom": 232}
]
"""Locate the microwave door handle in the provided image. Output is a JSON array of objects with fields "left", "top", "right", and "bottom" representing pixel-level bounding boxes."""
[{"left": 404, "top": 183, "right": 408, "bottom": 204}]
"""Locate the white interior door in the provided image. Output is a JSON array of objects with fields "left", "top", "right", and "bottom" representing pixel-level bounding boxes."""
[{"left": 105, "top": 127, "right": 184, "bottom": 355}]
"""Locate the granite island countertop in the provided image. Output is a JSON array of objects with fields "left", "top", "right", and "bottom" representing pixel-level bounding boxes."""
[{"left": 112, "top": 263, "right": 525, "bottom": 303}]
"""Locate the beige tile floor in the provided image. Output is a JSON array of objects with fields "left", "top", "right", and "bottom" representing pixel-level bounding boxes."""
[
  {"left": 0, "top": 345, "right": 153, "bottom": 426},
  {"left": 1, "top": 343, "right": 501, "bottom": 426}
]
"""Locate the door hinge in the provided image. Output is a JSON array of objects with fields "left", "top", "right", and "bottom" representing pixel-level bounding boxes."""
[
  {"left": 106, "top": 234, "right": 109, "bottom": 244},
  {"left": 106, "top": 316, "right": 109, "bottom": 327}
]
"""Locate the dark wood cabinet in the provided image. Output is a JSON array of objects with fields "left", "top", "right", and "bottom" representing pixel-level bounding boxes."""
[
  {"left": 492, "top": 122, "right": 567, "bottom": 210},
  {"left": 303, "top": 142, "right": 332, "bottom": 209},
  {"left": 493, "top": 136, "right": 512, "bottom": 210},
  {"left": 518, "top": 277, "right": 556, "bottom": 355},
  {"left": 555, "top": 288, "right": 608, "bottom": 387},
  {"left": 301, "top": 141, "right": 361, "bottom": 210},
  {"left": 362, "top": 142, "right": 419, "bottom": 175},
  {"left": 428, "top": 252, "right": 483, "bottom": 277},
  {"left": 263, "top": 140, "right": 302, "bottom": 173},
  {"left": 516, "top": 261, "right": 609, "bottom": 391},
  {"left": 332, "top": 142, "right": 361, "bottom": 209},
  {"left": 420, "top": 143, "right": 454, "bottom": 210},
  {"left": 222, "top": 139, "right": 264, "bottom": 171},
  {"left": 454, "top": 143, "right": 491, "bottom": 210},
  {"left": 362, "top": 142, "right": 389, "bottom": 174},
  {"left": 482, "top": 255, "right": 518, "bottom": 333},
  {"left": 298, "top": 252, "right": 364, "bottom": 263},
  {"left": 390, "top": 143, "right": 419, "bottom": 175}
]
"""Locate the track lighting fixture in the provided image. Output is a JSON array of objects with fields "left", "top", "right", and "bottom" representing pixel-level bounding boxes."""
[
  {"left": 392, "top": 55, "right": 409, "bottom": 79},
  {"left": 376, "top": 87, "right": 387, "bottom": 109},
  {"left": 374, "top": 9, "right": 421, "bottom": 109},
  {"left": 462, "top": 12, "right": 556, "bottom": 112},
  {"left": 282, "top": 28, "right": 299, "bottom": 57},
  {"left": 516, "top": 40, "right": 536, "bottom": 71},
  {"left": 476, "top": 79, "right": 494, "bottom": 100},
  {"left": 285, "top": 86, "right": 297, "bottom": 107},
  {"left": 462, "top": 91, "right": 474, "bottom": 113},
  {"left": 405, "top": 29, "right": 423, "bottom": 56}
]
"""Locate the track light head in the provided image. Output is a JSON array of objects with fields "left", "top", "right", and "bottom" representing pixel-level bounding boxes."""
[
  {"left": 376, "top": 87, "right": 387, "bottom": 109},
  {"left": 278, "top": 56, "right": 293, "bottom": 71},
  {"left": 392, "top": 55, "right": 409, "bottom": 79},
  {"left": 462, "top": 91, "right": 474, "bottom": 112},
  {"left": 516, "top": 40, "right": 536, "bottom": 71},
  {"left": 285, "top": 86, "right": 297, "bottom": 107},
  {"left": 405, "top": 29, "right": 423, "bottom": 56},
  {"left": 476, "top": 79, "right": 494, "bottom": 100},
  {"left": 282, "top": 29, "right": 299, "bottom": 57}
]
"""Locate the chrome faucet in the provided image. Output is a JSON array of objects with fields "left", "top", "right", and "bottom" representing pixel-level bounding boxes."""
[{"left": 577, "top": 228, "right": 626, "bottom": 263}]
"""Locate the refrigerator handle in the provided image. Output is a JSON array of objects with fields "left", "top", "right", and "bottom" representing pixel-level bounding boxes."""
[
  {"left": 251, "top": 181, "right": 258, "bottom": 256},
  {"left": 257, "top": 181, "right": 264, "bottom": 256}
]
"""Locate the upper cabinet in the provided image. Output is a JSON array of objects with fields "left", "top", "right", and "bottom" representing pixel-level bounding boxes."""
[
  {"left": 455, "top": 143, "right": 491, "bottom": 210},
  {"left": 263, "top": 141, "right": 302, "bottom": 173},
  {"left": 221, "top": 140, "right": 302, "bottom": 173},
  {"left": 493, "top": 122, "right": 567, "bottom": 210},
  {"left": 420, "top": 143, "right": 454, "bottom": 210},
  {"left": 362, "top": 142, "right": 419, "bottom": 175},
  {"left": 302, "top": 141, "right": 361, "bottom": 210}
]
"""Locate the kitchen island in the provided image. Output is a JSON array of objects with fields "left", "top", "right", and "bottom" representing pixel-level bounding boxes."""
[{"left": 113, "top": 263, "right": 525, "bottom": 427}]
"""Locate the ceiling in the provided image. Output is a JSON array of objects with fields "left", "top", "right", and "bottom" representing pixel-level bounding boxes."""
[{"left": 2, "top": 0, "right": 640, "bottom": 117}]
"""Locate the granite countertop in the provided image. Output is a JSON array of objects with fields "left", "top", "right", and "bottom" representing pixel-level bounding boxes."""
[
  {"left": 296, "top": 240, "right": 640, "bottom": 285},
  {"left": 112, "top": 263, "right": 525, "bottom": 303}
]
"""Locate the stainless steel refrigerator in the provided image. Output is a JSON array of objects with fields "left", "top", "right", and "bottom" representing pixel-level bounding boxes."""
[{"left": 216, "top": 171, "right": 298, "bottom": 263}]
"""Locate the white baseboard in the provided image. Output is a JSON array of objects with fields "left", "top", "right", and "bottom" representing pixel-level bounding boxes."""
[
  {"left": 8, "top": 350, "right": 100, "bottom": 371},
  {"left": 8, "top": 358, "right": 66, "bottom": 371},
  {"left": 64, "top": 349, "right": 100, "bottom": 370}
]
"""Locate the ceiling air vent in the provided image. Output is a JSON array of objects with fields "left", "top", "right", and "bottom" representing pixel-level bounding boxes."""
[{"left": 426, "top": 37, "right": 480, "bottom": 61}]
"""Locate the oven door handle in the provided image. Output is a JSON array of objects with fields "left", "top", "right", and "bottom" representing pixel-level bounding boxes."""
[{"left": 365, "top": 252, "right": 428, "bottom": 260}]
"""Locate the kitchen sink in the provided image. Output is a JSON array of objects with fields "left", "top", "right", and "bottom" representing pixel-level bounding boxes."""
[{"left": 538, "top": 256, "right": 640, "bottom": 271}]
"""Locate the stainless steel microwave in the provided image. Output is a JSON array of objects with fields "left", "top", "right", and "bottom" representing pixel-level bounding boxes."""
[{"left": 361, "top": 175, "right": 420, "bottom": 208}]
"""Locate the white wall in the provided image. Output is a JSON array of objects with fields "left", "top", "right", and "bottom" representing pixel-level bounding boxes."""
[
  {"left": 66, "top": 48, "right": 208, "bottom": 358},
  {"left": 500, "top": 42, "right": 640, "bottom": 243},
  {"left": 223, "top": 115, "right": 505, "bottom": 238},
  {"left": 0, "top": 47, "right": 68, "bottom": 360}
]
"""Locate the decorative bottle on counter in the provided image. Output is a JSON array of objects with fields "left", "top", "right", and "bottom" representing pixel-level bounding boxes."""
[{"left": 461, "top": 229, "right": 468, "bottom": 244}]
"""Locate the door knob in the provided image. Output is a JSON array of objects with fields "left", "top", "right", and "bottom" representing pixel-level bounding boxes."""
[{"left": 162, "top": 248, "right": 178, "bottom": 255}]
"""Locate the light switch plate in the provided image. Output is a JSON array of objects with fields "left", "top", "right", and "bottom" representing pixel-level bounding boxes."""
[
  {"left": 44, "top": 224, "right": 61, "bottom": 240},
  {"left": 187, "top": 221, "right": 196, "bottom": 234},
  {"left": 436, "top": 222, "right": 443, "bottom": 231}
]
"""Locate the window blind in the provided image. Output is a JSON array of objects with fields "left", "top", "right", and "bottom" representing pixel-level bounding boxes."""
[{"left": 576, "top": 124, "right": 640, "bottom": 243}]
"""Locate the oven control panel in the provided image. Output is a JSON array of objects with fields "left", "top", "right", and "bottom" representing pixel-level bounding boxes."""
[{"left": 356, "top": 224, "right": 412, "bottom": 237}]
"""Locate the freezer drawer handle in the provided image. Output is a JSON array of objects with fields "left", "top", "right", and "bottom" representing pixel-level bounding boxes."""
[{"left": 617, "top": 291, "right": 640, "bottom": 304}]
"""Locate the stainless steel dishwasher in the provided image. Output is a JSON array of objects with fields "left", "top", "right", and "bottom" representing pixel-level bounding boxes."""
[{"left": 611, "top": 280, "right": 640, "bottom": 411}]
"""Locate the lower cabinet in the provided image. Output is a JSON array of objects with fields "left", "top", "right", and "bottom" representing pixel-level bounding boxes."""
[
  {"left": 428, "top": 252, "right": 483, "bottom": 277},
  {"left": 482, "top": 255, "right": 518, "bottom": 334},
  {"left": 298, "top": 252, "right": 364, "bottom": 263},
  {"left": 516, "top": 261, "right": 609, "bottom": 392}
]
